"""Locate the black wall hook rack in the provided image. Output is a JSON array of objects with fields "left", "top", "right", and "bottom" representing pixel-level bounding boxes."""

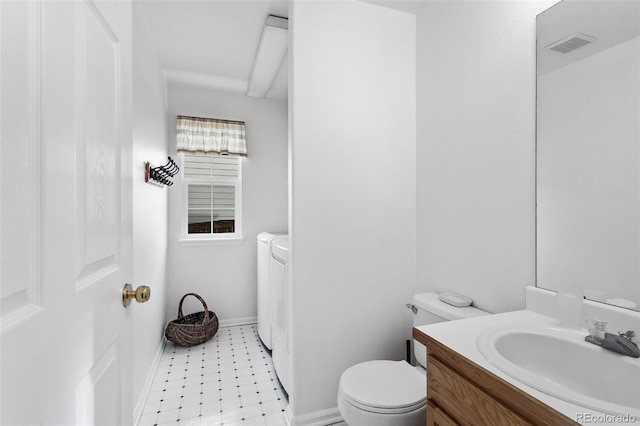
[{"left": 145, "top": 156, "right": 180, "bottom": 187}]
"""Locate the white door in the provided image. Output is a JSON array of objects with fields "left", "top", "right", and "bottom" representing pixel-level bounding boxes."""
[{"left": 1, "top": 0, "right": 134, "bottom": 424}]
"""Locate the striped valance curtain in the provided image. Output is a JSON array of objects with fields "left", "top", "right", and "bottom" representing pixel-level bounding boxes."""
[{"left": 176, "top": 115, "right": 247, "bottom": 156}]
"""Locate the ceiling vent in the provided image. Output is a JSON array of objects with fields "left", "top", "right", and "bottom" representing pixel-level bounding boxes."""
[{"left": 545, "top": 33, "right": 596, "bottom": 53}]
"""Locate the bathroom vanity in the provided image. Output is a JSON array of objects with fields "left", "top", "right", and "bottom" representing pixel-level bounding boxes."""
[
  {"left": 413, "top": 287, "right": 640, "bottom": 426},
  {"left": 414, "top": 330, "right": 576, "bottom": 425}
]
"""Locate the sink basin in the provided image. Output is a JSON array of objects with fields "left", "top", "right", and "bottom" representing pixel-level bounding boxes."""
[{"left": 477, "top": 326, "right": 640, "bottom": 417}]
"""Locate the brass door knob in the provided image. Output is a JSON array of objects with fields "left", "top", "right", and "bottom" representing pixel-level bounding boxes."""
[{"left": 122, "top": 283, "right": 151, "bottom": 307}]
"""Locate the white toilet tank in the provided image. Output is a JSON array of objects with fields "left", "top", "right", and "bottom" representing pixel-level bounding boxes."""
[{"left": 410, "top": 292, "right": 489, "bottom": 367}]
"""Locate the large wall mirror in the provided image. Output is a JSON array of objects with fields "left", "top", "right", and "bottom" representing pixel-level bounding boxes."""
[{"left": 536, "top": 1, "right": 640, "bottom": 310}]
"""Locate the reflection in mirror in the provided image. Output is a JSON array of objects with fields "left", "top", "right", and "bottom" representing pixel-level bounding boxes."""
[{"left": 536, "top": 0, "right": 640, "bottom": 310}]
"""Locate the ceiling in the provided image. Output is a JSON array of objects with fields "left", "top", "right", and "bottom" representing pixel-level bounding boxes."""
[
  {"left": 138, "top": 0, "right": 426, "bottom": 100},
  {"left": 363, "top": 1, "right": 427, "bottom": 14},
  {"left": 139, "top": 0, "right": 290, "bottom": 99}
]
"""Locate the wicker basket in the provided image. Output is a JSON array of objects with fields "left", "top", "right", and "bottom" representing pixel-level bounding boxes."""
[{"left": 165, "top": 293, "right": 219, "bottom": 346}]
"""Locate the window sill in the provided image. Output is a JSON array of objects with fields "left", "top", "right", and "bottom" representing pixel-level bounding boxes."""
[{"left": 179, "top": 236, "right": 244, "bottom": 247}]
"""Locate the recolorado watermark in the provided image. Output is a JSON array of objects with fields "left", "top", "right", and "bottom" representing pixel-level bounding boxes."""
[{"left": 576, "top": 413, "right": 637, "bottom": 424}]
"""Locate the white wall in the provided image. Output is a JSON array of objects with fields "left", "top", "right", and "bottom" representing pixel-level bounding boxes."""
[
  {"left": 132, "top": 3, "right": 169, "bottom": 419},
  {"left": 290, "top": 0, "right": 416, "bottom": 419},
  {"left": 166, "top": 86, "right": 288, "bottom": 324},
  {"left": 415, "top": 1, "right": 556, "bottom": 314}
]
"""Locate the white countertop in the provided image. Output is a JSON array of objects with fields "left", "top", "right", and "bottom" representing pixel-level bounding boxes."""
[{"left": 415, "top": 307, "right": 639, "bottom": 425}]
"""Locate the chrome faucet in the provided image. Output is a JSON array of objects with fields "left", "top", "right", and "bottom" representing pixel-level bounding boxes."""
[{"left": 585, "top": 330, "right": 640, "bottom": 358}]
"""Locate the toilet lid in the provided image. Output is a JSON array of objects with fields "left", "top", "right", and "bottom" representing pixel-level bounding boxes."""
[{"left": 339, "top": 360, "right": 426, "bottom": 411}]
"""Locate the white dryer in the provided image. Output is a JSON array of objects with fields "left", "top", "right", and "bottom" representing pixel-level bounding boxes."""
[
  {"left": 270, "top": 236, "right": 291, "bottom": 394},
  {"left": 257, "top": 232, "right": 286, "bottom": 349}
]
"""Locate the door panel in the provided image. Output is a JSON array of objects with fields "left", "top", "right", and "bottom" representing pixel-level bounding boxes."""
[
  {"left": 0, "top": 0, "right": 43, "bottom": 332},
  {"left": 76, "top": 342, "right": 121, "bottom": 426},
  {"left": 75, "top": 0, "right": 120, "bottom": 288},
  {"left": 1, "top": 0, "right": 133, "bottom": 424}
]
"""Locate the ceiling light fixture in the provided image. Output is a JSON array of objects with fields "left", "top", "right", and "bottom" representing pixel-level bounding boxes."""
[{"left": 246, "top": 15, "right": 288, "bottom": 98}]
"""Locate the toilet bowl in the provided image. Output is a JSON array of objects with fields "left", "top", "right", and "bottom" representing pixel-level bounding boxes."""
[
  {"left": 338, "top": 360, "right": 426, "bottom": 426},
  {"left": 337, "top": 292, "right": 489, "bottom": 426}
]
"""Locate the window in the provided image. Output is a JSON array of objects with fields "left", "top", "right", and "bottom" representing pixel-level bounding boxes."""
[{"left": 182, "top": 153, "right": 242, "bottom": 240}]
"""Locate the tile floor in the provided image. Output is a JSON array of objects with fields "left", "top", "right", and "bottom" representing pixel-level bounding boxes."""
[{"left": 137, "top": 324, "right": 288, "bottom": 426}]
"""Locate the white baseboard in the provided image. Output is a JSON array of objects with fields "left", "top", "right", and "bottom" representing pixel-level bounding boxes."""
[
  {"left": 284, "top": 405, "right": 344, "bottom": 426},
  {"left": 133, "top": 338, "right": 166, "bottom": 425},
  {"left": 218, "top": 316, "right": 257, "bottom": 327}
]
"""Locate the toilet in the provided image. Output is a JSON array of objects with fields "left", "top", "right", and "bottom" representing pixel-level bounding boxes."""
[{"left": 337, "top": 292, "right": 489, "bottom": 426}]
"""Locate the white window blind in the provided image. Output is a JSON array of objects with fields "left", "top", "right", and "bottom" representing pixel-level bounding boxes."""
[
  {"left": 183, "top": 154, "right": 241, "bottom": 237},
  {"left": 183, "top": 154, "right": 239, "bottom": 179}
]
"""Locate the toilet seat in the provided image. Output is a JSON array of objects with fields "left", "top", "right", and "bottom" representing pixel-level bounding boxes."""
[
  {"left": 338, "top": 360, "right": 426, "bottom": 415},
  {"left": 338, "top": 389, "right": 425, "bottom": 415}
]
